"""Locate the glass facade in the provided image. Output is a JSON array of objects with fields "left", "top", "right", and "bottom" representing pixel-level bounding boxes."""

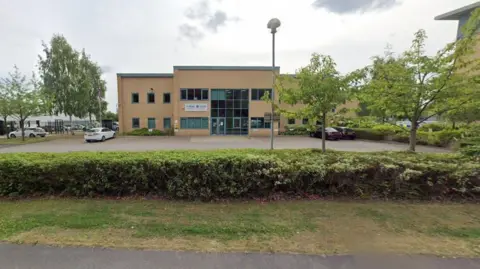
[{"left": 211, "top": 89, "right": 249, "bottom": 135}]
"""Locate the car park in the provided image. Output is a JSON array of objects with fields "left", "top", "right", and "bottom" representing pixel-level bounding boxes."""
[
  {"left": 8, "top": 127, "right": 47, "bottom": 138},
  {"left": 333, "top": 127, "right": 356, "bottom": 140},
  {"left": 309, "top": 127, "right": 343, "bottom": 140},
  {"left": 84, "top": 128, "right": 116, "bottom": 142}
]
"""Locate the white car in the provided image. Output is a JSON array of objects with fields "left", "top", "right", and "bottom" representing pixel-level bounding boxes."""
[
  {"left": 9, "top": 127, "right": 47, "bottom": 138},
  {"left": 84, "top": 128, "right": 116, "bottom": 142}
]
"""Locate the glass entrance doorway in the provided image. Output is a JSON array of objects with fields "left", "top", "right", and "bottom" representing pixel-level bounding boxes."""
[
  {"left": 211, "top": 118, "right": 226, "bottom": 135},
  {"left": 211, "top": 89, "right": 249, "bottom": 135}
]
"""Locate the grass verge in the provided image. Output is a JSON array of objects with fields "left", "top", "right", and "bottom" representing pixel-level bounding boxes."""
[
  {"left": 0, "top": 134, "right": 84, "bottom": 145},
  {"left": 1, "top": 199, "right": 479, "bottom": 257}
]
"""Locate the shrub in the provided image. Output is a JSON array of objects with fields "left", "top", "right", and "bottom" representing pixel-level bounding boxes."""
[
  {"left": 352, "top": 128, "right": 385, "bottom": 140},
  {"left": 419, "top": 122, "right": 448, "bottom": 132},
  {"left": 371, "top": 124, "right": 406, "bottom": 135},
  {"left": 281, "top": 125, "right": 311, "bottom": 136},
  {"left": 127, "top": 128, "right": 170, "bottom": 136},
  {"left": 461, "top": 145, "right": 480, "bottom": 158},
  {"left": 344, "top": 117, "right": 378, "bottom": 128},
  {"left": 1, "top": 150, "right": 478, "bottom": 201}
]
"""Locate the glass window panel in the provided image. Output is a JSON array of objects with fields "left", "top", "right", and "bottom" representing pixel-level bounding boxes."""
[
  {"left": 188, "top": 89, "right": 194, "bottom": 100},
  {"left": 251, "top": 89, "right": 257, "bottom": 100},
  {"left": 288, "top": 119, "right": 295, "bottom": 125},
  {"left": 241, "top": 118, "right": 248, "bottom": 128},
  {"left": 132, "top": 93, "right": 139, "bottom": 103},
  {"left": 132, "top": 118, "right": 140, "bottom": 128},
  {"left": 163, "top": 93, "right": 171, "bottom": 103},
  {"left": 226, "top": 119, "right": 233, "bottom": 128},
  {"left": 241, "top": 109, "right": 249, "bottom": 117},
  {"left": 226, "top": 109, "right": 233, "bottom": 117},
  {"left": 233, "top": 90, "right": 241, "bottom": 99},
  {"left": 163, "top": 118, "right": 171, "bottom": 129},
  {"left": 211, "top": 90, "right": 218, "bottom": 100},
  {"left": 233, "top": 118, "right": 241, "bottom": 128},
  {"left": 241, "top": 89, "right": 248, "bottom": 100},
  {"left": 227, "top": 100, "right": 234, "bottom": 109},
  {"left": 250, "top": 118, "right": 258, "bottom": 129},
  {"left": 211, "top": 109, "right": 218, "bottom": 117},
  {"left": 219, "top": 109, "right": 226, "bottom": 117},
  {"left": 234, "top": 100, "right": 241, "bottom": 109},
  {"left": 202, "top": 89, "right": 209, "bottom": 100},
  {"left": 241, "top": 100, "right": 249, "bottom": 109},
  {"left": 302, "top": 118, "right": 308, "bottom": 124},
  {"left": 147, "top": 93, "right": 155, "bottom": 103},
  {"left": 187, "top": 118, "right": 195, "bottom": 129},
  {"left": 234, "top": 109, "right": 241, "bottom": 117},
  {"left": 194, "top": 89, "right": 202, "bottom": 100},
  {"left": 201, "top": 118, "right": 209, "bottom": 129},
  {"left": 212, "top": 100, "right": 218, "bottom": 109},
  {"left": 180, "top": 118, "right": 187, "bottom": 128},
  {"left": 218, "top": 100, "right": 226, "bottom": 108},
  {"left": 181, "top": 89, "right": 186, "bottom": 100},
  {"left": 218, "top": 90, "right": 226, "bottom": 100},
  {"left": 226, "top": 90, "right": 233, "bottom": 100},
  {"left": 265, "top": 121, "right": 271, "bottom": 129}
]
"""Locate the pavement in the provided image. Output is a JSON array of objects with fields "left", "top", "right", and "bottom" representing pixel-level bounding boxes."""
[
  {"left": 0, "top": 136, "right": 451, "bottom": 153},
  {"left": 1, "top": 244, "right": 478, "bottom": 269}
]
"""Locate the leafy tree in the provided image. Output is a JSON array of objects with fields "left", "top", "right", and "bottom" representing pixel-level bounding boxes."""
[
  {"left": 276, "top": 53, "right": 350, "bottom": 152},
  {"left": 356, "top": 10, "right": 480, "bottom": 151},
  {"left": 443, "top": 101, "right": 480, "bottom": 128},
  {"left": 104, "top": 111, "right": 118, "bottom": 121},
  {"left": 1, "top": 66, "right": 44, "bottom": 141},
  {"left": 0, "top": 82, "right": 13, "bottom": 138}
]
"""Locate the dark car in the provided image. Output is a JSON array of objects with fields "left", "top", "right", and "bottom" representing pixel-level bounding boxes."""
[
  {"left": 309, "top": 127, "right": 343, "bottom": 140},
  {"left": 333, "top": 127, "right": 356, "bottom": 140}
]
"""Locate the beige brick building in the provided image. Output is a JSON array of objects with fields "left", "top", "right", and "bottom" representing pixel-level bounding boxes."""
[{"left": 117, "top": 66, "right": 358, "bottom": 136}]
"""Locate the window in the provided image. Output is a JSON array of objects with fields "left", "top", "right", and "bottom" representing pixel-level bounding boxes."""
[
  {"left": 251, "top": 89, "right": 272, "bottom": 101},
  {"left": 250, "top": 117, "right": 271, "bottom": 129},
  {"left": 180, "top": 89, "right": 209, "bottom": 100},
  {"left": 148, "top": 118, "right": 156, "bottom": 129},
  {"left": 302, "top": 118, "right": 309, "bottom": 125},
  {"left": 132, "top": 118, "right": 140, "bottom": 128},
  {"left": 147, "top": 92, "right": 155, "bottom": 103},
  {"left": 180, "top": 117, "right": 209, "bottom": 129},
  {"left": 131, "top": 93, "right": 139, "bottom": 104},
  {"left": 163, "top": 93, "right": 171, "bottom": 104},
  {"left": 163, "top": 117, "right": 171, "bottom": 129},
  {"left": 287, "top": 119, "right": 295, "bottom": 125}
]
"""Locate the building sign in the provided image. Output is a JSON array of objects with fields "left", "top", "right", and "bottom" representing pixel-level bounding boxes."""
[{"left": 185, "top": 103, "right": 208, "bottom": 112}]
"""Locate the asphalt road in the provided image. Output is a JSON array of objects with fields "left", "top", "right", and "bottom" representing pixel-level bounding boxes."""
[
  {"left": 1, "top": 244, "right": 478, "bottom": 269},
  {"left": 0, "top": 136, "right": 451, "bottom": 153}
]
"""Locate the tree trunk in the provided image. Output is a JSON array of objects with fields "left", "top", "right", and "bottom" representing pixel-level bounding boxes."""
[
  {"left": 452, "top": 121, "right": 456, "bottom": 129},
  {"left": 3, "top": 116, "right": 8, "bottom": 139},
  {"left": 69, "top": 115, "right": 74, "bottom": 135},
  {"left": 321, "top": 112, "right": 326, "bottom": 153},
  {"left": 20, "top": 119, "right": 25, "bottom": 141},
  {"left": 408, "top": 121, "right": 418, "bottom": 152},
  {"left": 89, "top": 113, "right": 92, "bottom": 124}
]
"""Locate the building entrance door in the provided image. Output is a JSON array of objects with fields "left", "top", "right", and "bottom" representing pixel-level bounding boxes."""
[{"left": 211, "top": 118, "right": 226, "bottom": 135}]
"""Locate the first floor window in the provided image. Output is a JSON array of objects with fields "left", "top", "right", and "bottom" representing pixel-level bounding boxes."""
[
  {"left": 132, "top": 93, "right": 139, "bottom": 103},
  {"left": 163, "top": 93, "right": 171, "bottom": 103},
  {"left": 180, "top": 117, "right": 209, "bottom": 129},
  {"left": 287, "top": 118, "right": 295, "bottom": 125},
  {"left": 132, "top": 118, "right": 140, "bottom": 128},
  {"left": 251, "top": 89, "right": 272, "bottom": 101},
  {"left": 250, "top": 117, "right": 271, "bottom": 129},
  {"left": 147, "top": 92, "right": 155, "bottom": 103},
  {"left": 180, "top": 89, "right": 209, "bottom": 100}
]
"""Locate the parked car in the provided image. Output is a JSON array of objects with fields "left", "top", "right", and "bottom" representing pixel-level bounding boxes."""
[
  {"left": 333, "top": 127, "right": 356, "bottom": 140},
  {"left": 309, "top": 127, "right": 343, "bottom": 140},
  {"left": 8, "top": 127, "right": 47, "bottom": 138},
  {"left": 84, "top": 127, "right": 116, "bottom": 142}
]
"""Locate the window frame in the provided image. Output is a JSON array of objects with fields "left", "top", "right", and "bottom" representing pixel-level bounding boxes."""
[
  {"left": 179, "top": 117, "right": 209, "bottom": 129},
  {"left": 147, "top": 92, "right": 155, "bottom": 104},
  {"left": 132, "top": 117, "right": 140, "bottom": 128},
  {"left": 163, "top": 93, "right": 171, "bottom": 104},
  {"left": 287, "top": 119, "right": 295, "bottom": 125},
  {"left": 131, "top": 93, "right": 139, "bottom": 104},
  {"left": 163, "top": 117, "right": 171, "bottom": 129},
  {"left": 250, "top": 117, "right": 271, "bottom": 129},
  {"left": 251, "top": 89, "right": 272, "bottom": 101},
  {"left": 180, "top": 88, "right": 209, "bottom": 101},
  {"left": 147, "top": 117, "right": 156, "bottom": 129}
]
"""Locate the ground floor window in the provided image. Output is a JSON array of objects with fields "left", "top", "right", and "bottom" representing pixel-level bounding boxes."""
[
  {"left": 147, "top": 118, "right": 156, "bottom": 129},
  {"left": 251, "top": 117, "right": 271, "bottom": 129},
  {"left": 132, "top": 118, "right": 140, "bottom": 128},
  {"left": 287, "top": 118, "right": 295, "bottom": 125},
  {"left": 302, "top": 118, "right": 309, "bottom": 125},
  {"left": 163, "top": 117, "right": 171, "bottom": 129},
  {"left": 180, "top": 117, "right": 209, "bottom": 129}
]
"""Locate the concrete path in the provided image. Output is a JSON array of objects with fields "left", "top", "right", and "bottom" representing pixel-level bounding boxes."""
[{"left": 1, "top": 244, "right": 478, "bottom": 269}]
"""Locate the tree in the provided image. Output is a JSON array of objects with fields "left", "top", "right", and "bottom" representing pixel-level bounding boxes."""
[
  {"left": 443, "top": 101, "right": 480, "bottom": 127},
  {"left": 1, "top": 66, "right": 44, "bottom": 141},
  {"left": 104, "top": 111, "right": 118, "bottom": 121},
  {"left": 276, "top": 53, "right": 350, "bottom": 152},
  {"left": 0, "top": 82, "right": 13, "bottom": 138},
  {"left": 356, "top": 10, "right": 480, "bottom": 151}
]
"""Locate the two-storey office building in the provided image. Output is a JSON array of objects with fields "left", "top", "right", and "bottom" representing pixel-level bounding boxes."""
[{"left": 117, "top": 66, "right": 357, "bottom": 136}]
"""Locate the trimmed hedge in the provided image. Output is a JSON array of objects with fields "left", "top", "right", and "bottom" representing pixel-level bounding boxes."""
[
  {"left": 127, "top": 128, "right": 174, "bottom": 136},
  {"left": 0, "top": 150, "right": 479, "bottom": 200},
  {"left": 280, "top": 125, "right": 311, "bottom": 136}
]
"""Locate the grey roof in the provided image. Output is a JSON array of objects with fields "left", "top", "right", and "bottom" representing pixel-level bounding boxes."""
[
  {"left": 435, "top": 2, "right": 480, "bottom": 20},
  {"left": 173, "top": 66, "right": 280, "bottom": 71},
  {"left": 117, "top": 73, "right": 173, "bottom": 78}
]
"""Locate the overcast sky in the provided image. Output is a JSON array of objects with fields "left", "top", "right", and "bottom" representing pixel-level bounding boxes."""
[{"left": 0, "top": 0, "right": 472, "bottom": 112}]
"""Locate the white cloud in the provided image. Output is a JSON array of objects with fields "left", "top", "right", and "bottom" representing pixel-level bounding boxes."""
[{"left": 0, "top": 0, "right": 471, "bottom": 111}]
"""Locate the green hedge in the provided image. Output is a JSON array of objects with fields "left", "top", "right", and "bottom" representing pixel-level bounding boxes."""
[
  {"left": 127, "top": 128, "right": 174, "bottom": 136},
  {"left": 280, "top": 125, "right": 311, "bottom": 136},
  {"left": 0, "top": 150, "right": 479, "bottom": 200}
]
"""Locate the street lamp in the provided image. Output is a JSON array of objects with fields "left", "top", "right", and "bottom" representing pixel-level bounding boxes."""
[{"left": 267, "top": 18, "right": 280, "bottom": 150}]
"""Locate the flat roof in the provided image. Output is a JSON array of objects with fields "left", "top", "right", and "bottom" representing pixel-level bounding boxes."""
[
  {"left": 117, "top": 73, "right": 173, "bottom": 78},
  {"left": 173, "top": 66, "right": 280, "bottom": 71},
  {"left": 435, "top": 1, "right": 480, "bottom": 20}
]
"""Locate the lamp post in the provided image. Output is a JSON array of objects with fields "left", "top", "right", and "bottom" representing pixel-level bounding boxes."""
[{"left": 267, "top": 18, "right": 280, "bottom": 150}]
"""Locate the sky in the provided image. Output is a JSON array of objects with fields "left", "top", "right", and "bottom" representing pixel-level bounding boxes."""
[{"left": 0, "top": 0, "right": 472, "bottom": 112}]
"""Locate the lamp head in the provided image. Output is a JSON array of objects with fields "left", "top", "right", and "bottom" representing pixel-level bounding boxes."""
[{"left": 267, "top": 18, "right": 281, "bottom": 34}]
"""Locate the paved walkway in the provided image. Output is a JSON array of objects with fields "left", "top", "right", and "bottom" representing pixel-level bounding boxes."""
[{"left": 1, "top": 244, "right": 478, "bottom": 269}]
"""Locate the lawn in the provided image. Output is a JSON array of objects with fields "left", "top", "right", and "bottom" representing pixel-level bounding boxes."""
[
  {"left": 0, "top": 133, "right": 83, "bottom": 145},
  {"left": 1, "top": 200, "right": 479, "bottom": 257}
]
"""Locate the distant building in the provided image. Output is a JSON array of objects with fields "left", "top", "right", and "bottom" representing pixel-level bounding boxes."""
[{"left": 435, "top": 2, "right": 480, "bottom": 40}]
